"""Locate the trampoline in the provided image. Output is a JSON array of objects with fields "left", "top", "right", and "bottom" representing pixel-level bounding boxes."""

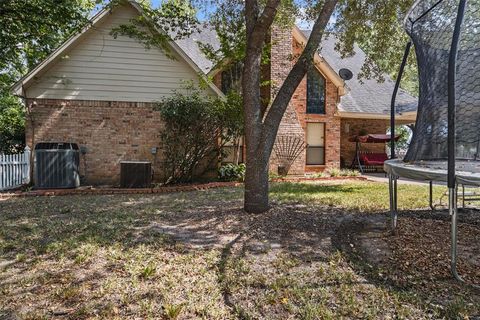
[{"left": 385, "top": 0, "right": 479, "bottom": 287}]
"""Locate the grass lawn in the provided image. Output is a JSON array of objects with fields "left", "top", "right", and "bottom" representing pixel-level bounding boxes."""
[
  {"left": 0, "top": 180, "right": 479, "bottom": 319},
  {"left": 270, "top": 180, "right": 447, "bottom": 211}
]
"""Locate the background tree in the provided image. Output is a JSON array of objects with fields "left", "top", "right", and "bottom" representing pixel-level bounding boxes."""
[
  {"left": 112, "top": 0, "right": 416, "bottom": 213},
  {"left": 0, "top": 0, "right": 100, "bottom": 153},
  {"left": 387, "top": 125, "right": 413, "bottom": 157}
]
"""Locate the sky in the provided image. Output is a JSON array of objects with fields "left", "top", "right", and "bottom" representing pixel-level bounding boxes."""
[{"left": 100, "top": 0, "right": 333, "bottom": 30}]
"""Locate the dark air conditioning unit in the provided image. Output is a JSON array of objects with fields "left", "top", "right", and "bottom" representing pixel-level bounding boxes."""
[
  {"left": 34, "top": 142, "right": 80, "bottom": 189},
  {"left": 120, "top": 161, "right": 152, "bottom": 188}
]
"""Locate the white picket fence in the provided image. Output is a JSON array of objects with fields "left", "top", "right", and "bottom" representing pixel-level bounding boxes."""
[{"left": 0, "top": 147, "right": 31, "bottom": 191}]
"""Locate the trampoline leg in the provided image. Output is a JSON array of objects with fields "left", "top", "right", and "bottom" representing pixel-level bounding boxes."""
[
  {"left": 429, "top": 181, "right": 435, "bottom": 211},
  {"left": 389, "top": 174, "right": 398, "bottom": 231},
  {"left": 449, "top": 187, "right": 463, "bottom": 283},
  {"left": 394, "top": 176, "right": 398, "bottom": 213}
]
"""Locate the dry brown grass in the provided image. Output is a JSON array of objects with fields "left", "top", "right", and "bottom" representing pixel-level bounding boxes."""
[{"left": 0, "top": 182, "right": 478, "bottom": 319}]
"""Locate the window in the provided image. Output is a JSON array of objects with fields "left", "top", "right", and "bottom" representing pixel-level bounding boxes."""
[
  {"left": 222, "top": 137, "right": 244, "bottom": 164},
  {"left": 306, "top": 123, "right": 325, "bottom": 165},
  {"left": 221, "top": 62, "right": 243, "bottom": 94},
  {"left": 306, "top": 68, "right": 326, "bottom": 114}
]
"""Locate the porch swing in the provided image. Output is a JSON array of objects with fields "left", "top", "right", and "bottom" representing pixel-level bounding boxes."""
[{"left": 349, "top": 134, "right": 399, "bottom": 173}]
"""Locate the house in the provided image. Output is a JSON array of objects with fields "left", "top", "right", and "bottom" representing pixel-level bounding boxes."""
[{"left": 11, "top": 0, "right": 417, "bottom": 185}]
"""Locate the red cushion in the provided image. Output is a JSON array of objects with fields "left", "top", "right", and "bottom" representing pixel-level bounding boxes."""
[{"left": 360, "top": 153, "right": 388, "bottom": 166}]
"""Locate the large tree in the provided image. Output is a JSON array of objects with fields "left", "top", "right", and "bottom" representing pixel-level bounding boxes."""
[
  {"left": 241, "top": 0, "right": 416, "bottom": 213},
  {"left": 0, "top": 0, "right": 99, "bottom": 153},
  {"left": 116, "top": 0, "right": 414, "bottom": 213}
]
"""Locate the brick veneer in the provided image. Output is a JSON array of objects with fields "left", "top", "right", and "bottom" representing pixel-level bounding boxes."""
[
  {"left": 26, "top": 99, "right": 166, "bottom": 185},
  {"left": 26, "top": 34, "right": 411, "bottom": 185},
  {"left": 268, "top": 28, "right": 341, "bottom": 175}
]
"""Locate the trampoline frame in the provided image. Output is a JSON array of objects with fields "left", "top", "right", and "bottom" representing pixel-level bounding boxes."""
[{"left": 388, "top": 0, "right": 479, "bottom": 288}]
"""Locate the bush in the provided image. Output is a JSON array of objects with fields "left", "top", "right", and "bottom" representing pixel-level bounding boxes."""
[
  {"left": 318, "top": 168, "right": 360, "bottom": 178},
  {"left": 339, "top": 169, "right": 360, "bottom": 177},
  {"left": 326, "top": 168, "right": 341, "bottom": 177},
  {"left": 219, "top": 163, "right": 246, "bottom": 182},
  {"left": 158, "top": 86, "right": 243, "bottom": 184},
  {"left": 311, "top": 172, "right": 327, "bottom": 178}
]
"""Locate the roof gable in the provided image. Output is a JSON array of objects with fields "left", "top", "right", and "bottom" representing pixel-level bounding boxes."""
[
  {"left": 301, "top": 30, "right": 417, "bottom": 117},
  {"left": 12, "top": 1, "right": 223, "bottom": 100},
  {"left": 292, "top": 27, "right": 345, "bottom": 95}
]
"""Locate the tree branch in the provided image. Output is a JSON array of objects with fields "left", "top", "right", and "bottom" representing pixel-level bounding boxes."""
[
  {"left": 246, "top": 0, "right": 280, "bottom": 54},
  {"left": 245, "top": 0, "right": 259, "bottom": 37},
  {"left": 242, "top": 0, "right": 281, "bottom": 139},
  {"left": 260, "top": 0, "right": 338, "bottom": 156}
]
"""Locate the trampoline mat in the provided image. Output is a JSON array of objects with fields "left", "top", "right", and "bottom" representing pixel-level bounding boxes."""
[{"left": 384, "top": 159, "right": 480, "bottom": 186}]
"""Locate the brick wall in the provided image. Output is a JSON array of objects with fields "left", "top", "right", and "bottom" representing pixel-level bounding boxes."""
[
  {"left": 268, "top": 27, "right": 341, "bottom": 175},
  {"left": 26, "top": 99, "right": 181, "bottom": 185}
]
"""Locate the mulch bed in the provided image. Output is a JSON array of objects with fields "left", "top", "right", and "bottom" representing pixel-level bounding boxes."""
[
  {"left": 334, "top": 210, "right": 480, "bottom": 308},
  {"left": 385, "top": 215, "right": 480, "bottom": 287}
]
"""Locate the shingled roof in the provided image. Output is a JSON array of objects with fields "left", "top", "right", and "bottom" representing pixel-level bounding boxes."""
[
  {"left": 176, "top": 27, "right": 418, "bottom": 116},
  {"left": 175, "top": 26, "right": 219, "bottom": 74}
]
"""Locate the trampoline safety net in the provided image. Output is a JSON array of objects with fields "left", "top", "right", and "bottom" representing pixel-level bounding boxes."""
[{"left": 404, "top": 0, "right": 480, "bottom": 162}]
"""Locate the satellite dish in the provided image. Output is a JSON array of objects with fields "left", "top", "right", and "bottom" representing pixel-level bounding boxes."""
[{"left": 339, "top": 68, "right": 353, "bottom": 81}]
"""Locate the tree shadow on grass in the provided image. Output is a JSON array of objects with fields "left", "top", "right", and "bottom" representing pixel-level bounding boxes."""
[
  {"left": 1, "top": 191, "right": 355, "bottom": 319},
  {"left": 2, "top": 189, "right": 478, "bottom": 318}
]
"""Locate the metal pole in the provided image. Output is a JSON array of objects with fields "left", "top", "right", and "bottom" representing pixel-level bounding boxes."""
[
  {"left": 389, "top": 175, "right": 394, "bottom": 229},
  {"left": 391, "top": 42, "right": 412, "bottom": 160},
  {"left": 450, "top": 185, "right": 464, "bottom": 283},
  {"left": 389, "top": 174, "right": 398, "bottom": 231},
  {"left": 447, "top": 0, "right": 473, "bottom": 287},
  {"left": 429, "top": 181, "right": 435, "bottom": 210},
  {"left": 394, "top": 176, "right": 398, "bottom": 213},
  {"left": 448, "top": 0, "right": 466, "bottom": 189}
]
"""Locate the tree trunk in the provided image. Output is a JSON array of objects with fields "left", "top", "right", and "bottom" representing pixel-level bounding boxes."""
[
  {"left": 244, "top": 153, "right": 270, "bottom": 213},
  {"left": 241, "top": 0, "right": 280, "bottom": 213}
]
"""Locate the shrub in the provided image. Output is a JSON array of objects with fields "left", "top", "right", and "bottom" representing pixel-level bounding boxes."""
[
  {"left": 324, "top": 168, "right": 360, "bottom": 177},
  {"left": 326, "top": 168, "right": 341, "bottom": 177},
  {"left": 311, "top": 172, "right": 327, "bottom": 178},
  {"left": 158, "top": 87, "right": 243, "bottom": 184},
  {"left": 339, "top": 169, "right": 360, "bottom": 177},
  {"left": 219, "top": 163, "right": 246, "bottom": 182}
]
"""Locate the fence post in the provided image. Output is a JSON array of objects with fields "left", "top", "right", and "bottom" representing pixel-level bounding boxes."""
[
  {"left": 24, "top": 146, "right": 31, "bottom": 184},
  {"left": 0, "top": 153, "right": 3, "bottom": 190}
]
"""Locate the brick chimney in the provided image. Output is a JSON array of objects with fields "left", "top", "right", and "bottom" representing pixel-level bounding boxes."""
[{"left": 269, "top": 26, "right": 306, "bottom": 175}]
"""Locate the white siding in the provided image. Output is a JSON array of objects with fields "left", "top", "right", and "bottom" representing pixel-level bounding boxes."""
[{"left": 26, "top": 5, "right": 212, "bottom": 102}]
